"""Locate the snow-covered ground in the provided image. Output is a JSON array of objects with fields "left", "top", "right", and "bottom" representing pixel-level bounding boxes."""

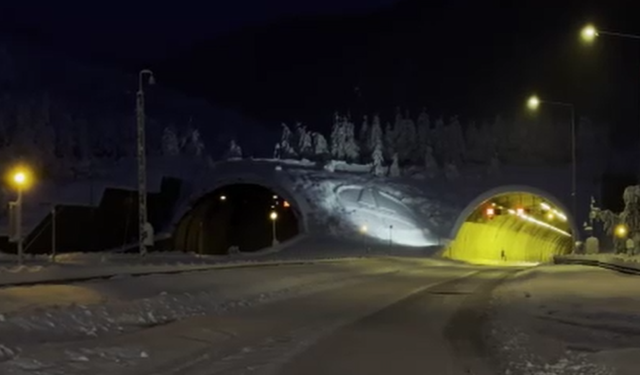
[
  {"left": 0, "top": 256, "right": 456, "bottom": 372},
  {"left": 488, "top": 264, "right": 640, "bottom": 375}
]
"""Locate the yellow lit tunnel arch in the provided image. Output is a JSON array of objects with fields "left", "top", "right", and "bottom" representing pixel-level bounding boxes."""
[{"left": 445, "top": 186, "right": 579, "bottom": 265}]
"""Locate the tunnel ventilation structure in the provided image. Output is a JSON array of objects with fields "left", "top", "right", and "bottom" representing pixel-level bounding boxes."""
[
  {"left": 174, "top": 184, "right": 301, "bottom": 254},
  {"left": 446, "top": 188, "right": 576, "bottom": 265}
]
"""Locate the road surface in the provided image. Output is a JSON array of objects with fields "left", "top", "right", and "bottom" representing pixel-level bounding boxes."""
[{"left": 1, "top": 258, "right": 517, "bottom": 375}]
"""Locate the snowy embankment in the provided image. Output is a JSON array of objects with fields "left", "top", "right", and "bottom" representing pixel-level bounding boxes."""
[
  {"left": 0, "top": 257, "right": 442, "bottom": 371},
  {"left": 487, "top": 264, "right": 640, "bottom": 375},
  {"left": 555, "top": 253, "right": 640, "bottom": 274}
]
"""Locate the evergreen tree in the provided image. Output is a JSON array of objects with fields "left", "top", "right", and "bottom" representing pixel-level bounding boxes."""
[
  {"left": 359, "top": 115, "right": 370, "bottom": 157},
  {"left": 432, "top": 117, "right": 446, "bottom": 163},
  {"left": 444, "top": 160, "right": 460, "bottom": 180},
  {"left": 273, "top": 143, "right": 281, "bottom": 159},
  {"left": 367, "top": 115, "right": 383, "bottom": 155},
  {"left": 330, "top": 113, "right": 346, "bottom": 160},
  {"left": 226, "top": 139, "right": 242, "bottom": 159},
  {"left": 161, "top": 126, "right": 180, "bottom": 156},
  {"left": 464, "top": 121, "right": 481, "bottom": 163},
  {"left": 424, "top": 146, "right": 439, "bottom": 178},
  {"left": 371, "top": 137, "right": 385, "bottom": 176},
  {"left": 389, "top": 153, "right": 401, "bottom": 177},
  {"left": 183, "top": 128, "right": 205, "bottom": 156},
  {"left": 343, "top": 118, "right": 360, "bottom": 162},
  {"left": 297, "top": 124, "right": 313, "bottom": 159},
  {"left": 312, "top": 132, "right": 329, "bottom": 158},
  {"left": 416, "top": 110, "right": 430, "bottom": 163},
  {"left": 279, "top": 123, "right": 297, "bottom": 159},
  {"left": 448, "top": 115, "right": 466, "bottom": 165},
  {"left": 384, "top": 122, "right": 395, "bottom": 160}
]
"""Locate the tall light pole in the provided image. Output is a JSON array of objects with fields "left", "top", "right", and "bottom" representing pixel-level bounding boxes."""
[
  {"left": 581, "top": 24, "right": 640, "bottom": 177},
  {"left": 527, "top": 95, "right": 577, "bottom": 249},
  {"left": 270, "top": 211, "right": 279, "bottom": 246},
  {"left": 9, "top": 167, "right": 31, "bottom": 265},
  {"left": 137, "top": 69, "right": 155, "bottom": 256}
]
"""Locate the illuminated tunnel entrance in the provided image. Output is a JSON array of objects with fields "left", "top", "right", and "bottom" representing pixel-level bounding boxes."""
[
  {"left": 174, "top": 184, "right": 300, "bottom": 254},
  {"left": 446, "top": 189, "right": 575, "bottom": 265}
]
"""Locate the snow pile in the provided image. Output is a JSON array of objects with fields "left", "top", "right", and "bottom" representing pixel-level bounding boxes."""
[{"left": 488, "top": 265, "right": 640, "bottom": 375}]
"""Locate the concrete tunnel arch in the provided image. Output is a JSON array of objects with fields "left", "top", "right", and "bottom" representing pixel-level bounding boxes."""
[
  {"left": 447, "top": 185, "right": 580, "bottom": 264},
  {"left": 171, "top": 175, "right": 310, "bottom": 253}
]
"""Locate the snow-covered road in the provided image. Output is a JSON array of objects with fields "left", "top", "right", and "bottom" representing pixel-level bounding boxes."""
[
  {"left": 2, "top": 257, "right": 638, "bottom": 375},
  {"left": 0, "top": 257, "right": 513, "bottom": 375}
]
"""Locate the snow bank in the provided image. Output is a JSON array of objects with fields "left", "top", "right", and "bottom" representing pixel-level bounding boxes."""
[
  {"left": 488, "top": 265, "right": 640, "bottom": 375},
  {"left": 555, "top": 253, "right": 640, "bottom": 274}
]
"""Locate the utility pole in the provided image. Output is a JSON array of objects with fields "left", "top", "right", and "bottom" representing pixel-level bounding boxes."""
[
  {"left": 136, "top": 69, "right": 155, "bottom": 256},
  {"left": 51, "top": 205, "right": 56, "bottom": 262}
]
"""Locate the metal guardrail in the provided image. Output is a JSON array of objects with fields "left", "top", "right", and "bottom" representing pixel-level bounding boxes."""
[{"left": 554, "top": 256, "right": 640, "bottom": 275}]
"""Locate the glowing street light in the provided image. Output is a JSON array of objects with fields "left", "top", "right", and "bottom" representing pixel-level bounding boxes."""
[
  {"left": 269, "top": 211, "right": 279, "bottom": 246},
  {"left": 527, "top": 95, "right": 540, "bottom": 110},
  {"left": 581, "top": 24, "right": 598, "bottom": 43},
  {"left": 360, "top": 225, "right": 368, "bottom": 233},
  {"left": 580, "top": 23, "right": 640, "bottom": 44},
  {"left": 8, "top": 166, "right": 32, "bottom": 265},
  {"left": 615, "top": 224, "right": 628, "bottom": 238},
  {"left": 220, "top": 195, "right": 227, "bottom": 201}
]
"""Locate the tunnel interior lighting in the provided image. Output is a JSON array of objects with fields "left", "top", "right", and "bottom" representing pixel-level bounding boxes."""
[
  {"left": 283, "top": 201, "right": 290, "bottom": 208},
  {"left": 516, "top": 207, "right": 524, "bottom": 216},
  {"left": 486, "top": 207, "right": 495, "bottom": 216},
  {"left": 540, "top": 202, "right": 551, "bottom": 211}
]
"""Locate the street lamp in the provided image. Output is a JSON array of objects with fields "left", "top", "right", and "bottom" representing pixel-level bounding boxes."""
[
  {"left": 8, "top": 166, "right": 32, "bottom": 265},
  {"left": 137, "top": 69, "right": 155, "bottom": 256},
  {"left": 270, "top": 211, "right": 279, "bottom": 246},
  {"left": 580, "top": 24, "right": 640, "bottom": 177},
  {"left": 615, "top": 224, "right": 628, "bottom": 238},
  {"left": 581, "top": 24, "right": 640, "bottom": 43},
  {"left": 527, "top": 95, "right": 577, "bottom": 248}
]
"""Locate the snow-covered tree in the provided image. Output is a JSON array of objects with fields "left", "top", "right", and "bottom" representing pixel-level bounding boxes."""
[
  {"left": 389, "top": 153, "right": 400, "bottom": 177},
  {"left": 487, "top": 152, "right": 501, "bottom": 176},
  {"left": 432, "top": 117, "right": 446, "bottom": 163},
  {"left": 359, "top": 116, "right": 370, "bottom": 157},
  {"left": 367, "top": 115, "right": 383, "bottom": 156},
  {"left": 384, "top": 122, "right": 395, "bottom": 159},
  {"left": 464, "top": 121, "right": 481, "bottom": 163},
  {"left": 312, "top": 132, "right": 329, "bottom": 159},
  {"left": 416, "top": 110, "right": 430, "bottom": 163},
  {"left": 424, "top": 146, "right": 438, "bottom": 178},
  {"left": 444, "top": 161, "right": 459, "bottom": 180},
  {"left": 161, "top": 126, "right": 180, "bottom": 156},
  {"left": 297, "top": 124, "right": 313, "bottom": 159},
  {"left": 371, "top": 124, "right": 385, "bottom": 176},
  {"left": 330, "top": 113, "right": 346, "bottom": 160},
  {"left": 279, "top": 123, "right": 297, "bottom": 159},
  {"left": 183, "top": 128, "right": 205, "bottom": 157},
  {"left": 273, "top": 143, "right": 281, "bottom": 159},
  {"left": 225, "top": 139, "right": 242, "bottom": 159},
  {"left": 446, "top": 116, "right": 466, "bottom": 165},
  {"left": 393, "top": 111, "right": 416, "bottom": 164},
  {"left": 343, "top": 118, "right": 360, "bottom": 162}
]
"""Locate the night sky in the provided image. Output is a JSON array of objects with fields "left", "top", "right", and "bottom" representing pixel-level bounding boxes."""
[{"left": 1, "top": 0, "right": 639, "bottom": 148}]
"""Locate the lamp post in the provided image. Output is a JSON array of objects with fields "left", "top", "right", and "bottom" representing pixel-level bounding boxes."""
[
  {"left": 581, "top": 24, "right": 640, "bottom": 174},
  {"left": 137, "top": 69, "right": 155, "bottom": 256},
  {"left": 10, "top": 168, "right": 30, "bottom": 265},
  {"left": 527, "top": 95, "right": 577, "bottom": 249},
  {"left": 270, "top": 211, "right": 279, "bottom": 246}
]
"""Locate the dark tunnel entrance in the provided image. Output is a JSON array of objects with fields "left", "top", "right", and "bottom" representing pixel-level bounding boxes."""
[{"left": 175, "top": 184, "right": 300, "bottom": 254}]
